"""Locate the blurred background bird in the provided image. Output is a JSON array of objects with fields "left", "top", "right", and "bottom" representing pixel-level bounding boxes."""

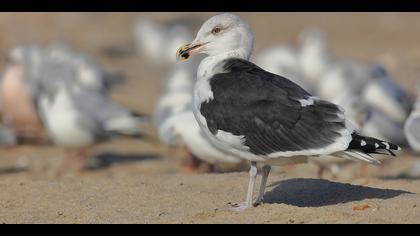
[
  {"left": 0, "top": 43, "right": 147, "bottom": 175},
  {"left": 36, "top": 78, "right": 148, "bottom": 174},
  {"left": 153, "top": 55, "right": 242, "bottom": 173},
  {"left": 0, "top": 13, "right": 418, "bottom": 182}
]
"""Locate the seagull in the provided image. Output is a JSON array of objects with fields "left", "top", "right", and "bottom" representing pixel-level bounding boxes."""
[
  {"left": 176, "top": 13, "right": 401, "bottom": 210},
  {"left": 402, "top": 89, "right": 420, "bottom": 178},
  {"left": 254, "top": 45, "right": 313, "bottom": 93},
  {"left": 36, "top": 79, "right": 147, "bottom": 174},
  {"left": 0, "top": 44, "right": 124, "bottom": 144},
  {"left": 362, "top": 107, "right": 407, "bottom": 146},
  {"left": 405, "top": 92, "right": 420, "bottom": 152},
  {"left": 317, "top": 60, "right": 371, "bottom": 103},
  {"left": 361, "top": 64, "right": 413, "bottom": 124},
  {"left": 153, "top": 60, "right": 199, "bottom": 146},
  {"left": 153, "top": 91, "right": 192, "bottom": 146}
]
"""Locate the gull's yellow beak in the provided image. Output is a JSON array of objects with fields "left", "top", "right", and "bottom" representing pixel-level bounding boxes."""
[{"left": 176, "top": 42, "right": 206, "bottom": 61}]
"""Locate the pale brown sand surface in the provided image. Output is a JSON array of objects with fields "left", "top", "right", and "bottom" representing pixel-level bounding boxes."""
[{"left": 0, "top": 12, "right": 420, "bottom": 223}]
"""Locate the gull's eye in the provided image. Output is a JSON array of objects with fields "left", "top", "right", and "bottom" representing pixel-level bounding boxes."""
[{"left": 211, "top": 26, "right": 222, "bottom": 35}]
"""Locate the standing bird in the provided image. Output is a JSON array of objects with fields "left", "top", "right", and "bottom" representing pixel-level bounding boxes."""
[
  {"left": 361, "top": 64, "right": 413, "bottom": 124},
  {"left": 176, "top": 13, "right": 400, "bottom": 210},
  {"left": 402, "top": 87, "right": 420, "bottom": 178},
  {"left": 405, "top": 88, "right": 420, "bottom": 152},
  {"left": 0, "top": 44, "right": 123, "bottom": 144},
  {"left": 153, "top": 59, "right": 199, "bottom": 147},
  {"left": 317, "top": 60, "right": 371, "bottom": 103},
  {"left": 37, "top": 79, "right": 147, "bottom": 174},
  {"left": 362, "top": 107, "right": 407, "bottom": 146},
  {"left": 153, "top": 58, "right": 241, "bottom": 172}
]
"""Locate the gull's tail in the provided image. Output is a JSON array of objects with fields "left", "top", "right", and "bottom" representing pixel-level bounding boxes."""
[{"left": 339, "top": 132, "right": 401, "bottom": 165}]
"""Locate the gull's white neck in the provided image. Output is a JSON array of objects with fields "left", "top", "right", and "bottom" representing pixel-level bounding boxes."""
[{"left": 197, "top": 49, "right": 251, "bottom": 81}]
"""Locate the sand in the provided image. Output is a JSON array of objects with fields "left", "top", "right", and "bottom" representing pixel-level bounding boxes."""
[{"left": 0, "top": 12, "right": 420, "bottom": 224}]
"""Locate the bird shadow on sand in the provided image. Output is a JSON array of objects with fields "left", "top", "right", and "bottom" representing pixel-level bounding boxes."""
[
  {"left": 380, "top": 174, "right": 420, "bottom": 181},
  {"left": 85, "top": 152, "right": 161, "bottom": 170},
  {"left": 0, "top": 166, "right": 29, "bottom": 175},
  {"left": 263, "top": 178, "right": 412, "bottom": 207}
]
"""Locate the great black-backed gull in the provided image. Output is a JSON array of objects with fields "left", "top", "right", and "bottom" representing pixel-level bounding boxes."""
[{"left": 176, "top": 13, "right": 401, "bottom": 210}]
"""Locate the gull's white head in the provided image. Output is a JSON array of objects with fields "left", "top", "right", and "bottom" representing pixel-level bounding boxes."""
[{"left": 176, "top": 13, "right": 253, "bottom": 60}]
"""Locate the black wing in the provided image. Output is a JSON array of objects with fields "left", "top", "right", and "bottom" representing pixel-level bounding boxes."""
[{"left": 200, "top": 58, "right": 348, "bottom": 155}]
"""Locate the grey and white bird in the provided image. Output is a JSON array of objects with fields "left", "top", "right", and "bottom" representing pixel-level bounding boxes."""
[
  {"left": 362, "top": 107, "right": 407, "bottom": 146},
  {"left": 254, "top": 45, "right": 313, "bottom": 93},
  {"left": 36, "top": 79, "right": 147, "bottom": 173},
  {"left": 153, "top": 60, "right": 198, "bottom": 146},
  {"left": 0, "top": 44, "right": 124, "bottom": 144},
  {"left": 153, "top": 57, "right": 241, "bottom": 172},
  {"left": 402, "top": 87, "right": 420, "bottom": 178},
  {"left": 176, "top": 13, "right": 400, "bottom": 210},
  {"left": 361, "top": 64, "right": 413, "bottom": 124},
  {"left": 153, "top": 91, "right": 193, "bottom": 146},
  {"left": 404, "top": 89, "right": 420, "bottom": 152},
  {"left": 317, "top": 60, "right": 371, "bottom": 103}
]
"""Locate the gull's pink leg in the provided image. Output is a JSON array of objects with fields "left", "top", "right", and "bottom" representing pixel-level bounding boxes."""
[
  {"left": 254, "top": 165, "right": 271, "bottom": 206},
  {"left": 231, "top": 161, "right": 258, "bottom": 211}
]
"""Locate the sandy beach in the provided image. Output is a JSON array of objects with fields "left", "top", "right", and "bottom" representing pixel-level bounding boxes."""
[{"left": 0, "top": 12, "right": 420, "bottom": 223}]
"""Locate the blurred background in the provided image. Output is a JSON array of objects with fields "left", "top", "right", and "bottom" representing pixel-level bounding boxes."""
[{"left": 0, "top": 12, "right": 420, "bottom": 181}]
